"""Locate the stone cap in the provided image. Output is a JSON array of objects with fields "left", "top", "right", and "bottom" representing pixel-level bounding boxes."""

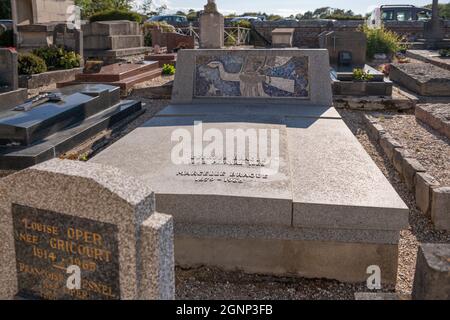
[
  {"left": 32, "top": 159, "right": 154, "bottom": 209},
  {"left": 272, "top": 28, "right": 295, "bottom": 34}
]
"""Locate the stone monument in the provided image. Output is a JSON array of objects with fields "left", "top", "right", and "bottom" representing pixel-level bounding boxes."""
[
  {"left": 412, "top": 243, "right": 449, "bottom": 300},
  {"left": 83, "top": 20, "right": 151, "bottom": 64},
  {"left": 318, "top": 31, "right": 393, "bottom": 96},
  {"left": 0, "top": 84, "right": 144, "bottom": 170},
  {"left": 0, "top": 159, "right": 174, "bottom": 300},
  {"left": 91, "top": 48, "right": 409, "bottom": 284},
  {"left": 10, "top": 0, "right": 75, "bottom": 48},
  {"left": 423, "top": 0, "right": 445, "bottom": 49},
  {"left": 272, "top": 28, "right": 295, "bottom": 48},
  {"left": 199, "top": 0, "right": 224, "bottom": 49},
  {"left": 0, "top": 48, "right": 27, "bottom": 111}
]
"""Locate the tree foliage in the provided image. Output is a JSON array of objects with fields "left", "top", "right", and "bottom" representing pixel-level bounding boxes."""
[
  {"left": 0, "top": 0, "right": 11, "bottom": 19},
  {"left": 75, "top": 0, "right": 133, "bottom": 19},
  {"left": 425, "top": 2, "right": 450, "bottom": 18}
]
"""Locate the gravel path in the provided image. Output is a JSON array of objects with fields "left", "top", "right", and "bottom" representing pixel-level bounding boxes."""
[
  {"left": 369, "top": 109, "right": 449, "bottom": 186},
  {"left": 338, "top": 109, "right": 449, "bottom": 295},
  {"left": 174, "top": 109, "right": 449, "bottom": 300}
]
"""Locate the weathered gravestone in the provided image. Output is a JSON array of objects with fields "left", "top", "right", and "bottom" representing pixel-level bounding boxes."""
[
  {"left": 91, "top": 48, "right": 409, "bottom": 284},
  {"left": 0, "top": 159, "right": 174, "bottom": 299},
  {"left": 412, "top": 243, "right": 450, "bottom": 300},
  {"left": 0, "top": 48, "right": 19, "bottom": 91},
  {"left": 318, "top": 31, "right": 393, "bottom": 97},
  {"left": 11, "top": 0, "right": 75, "bottom": 49},
  {"left": 0, "top": 48, "right": 27, "bottom": 111},
  {"left": 53, "top": 23, "right": 84, "bottom": 63},
  {"left": 272, "top": 28, "right": 295, "bottom": 48},
  {"left": 83, "top": 20, "right": 151, "bottom": 64},
  {"left": 199, "top": 0, "right": 224, "bottom": 49}
]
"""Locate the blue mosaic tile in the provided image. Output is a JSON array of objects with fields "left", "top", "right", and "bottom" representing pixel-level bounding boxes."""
[{"left": 195, "top": 55, "right": 309, "bottom": 98}]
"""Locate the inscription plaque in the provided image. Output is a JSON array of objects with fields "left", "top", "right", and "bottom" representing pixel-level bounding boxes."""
[{"left": 12, "top": 204, "right": 120, "bottom": 300}]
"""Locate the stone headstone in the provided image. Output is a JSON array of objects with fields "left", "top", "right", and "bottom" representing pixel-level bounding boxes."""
[
  {"left": 11, "top": 0, "right": 75, "bottom": 49},
  {"left": 0, "top": 159, "right": 174, "bottom": 300},
  {"left": 11, "top": 0, "right": 74, "bottom": 25},
  {"left": 53, "top": 23, "right": 84, "bottom": 62},
  {"left": 412, "top": 243, "right": 450, "bottom": 300},
  {"left": 318, "top": 31, "right": 367, "bottom": 67},
  {"left": 199, "top": 0, "right": 224, "bottom": 49},
  {"left": 423, "top": 0, "right": 445, "bottom": 48},
  {"left": 0, "top": 48, "right": 19, "bottom": 91},
  {"left": 272, "top": 28, "right": 295, "bottom": 48},
  {"left": 82, "top": 20, "right": 150, "bottom": 64}
]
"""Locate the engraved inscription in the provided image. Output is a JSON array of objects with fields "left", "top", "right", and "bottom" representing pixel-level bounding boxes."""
[{"left": 12, "top": 204, "right": 120, "bottom": 300}]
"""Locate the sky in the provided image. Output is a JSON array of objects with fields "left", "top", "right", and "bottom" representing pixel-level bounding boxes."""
[{"left": 140, "top": 0, "right": 441, "bottom": 16}]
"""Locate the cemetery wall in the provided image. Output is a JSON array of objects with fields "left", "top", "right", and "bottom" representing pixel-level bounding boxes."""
[{"left": 252, "top": 20, "right": 450, "bottom": 47}]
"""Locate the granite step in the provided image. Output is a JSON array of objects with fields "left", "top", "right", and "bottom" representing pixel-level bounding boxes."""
[
  {"left": 0, "top": 99, "right": 143, "bottom": 170},
  {"left": 0, "top": 85, "right": 120, "bottom": 146},
  {"left": 111, "top": 68, "right": 163, "bottom": 92},
  {"left": 75, "top": 62, "right": 159, "bottom": 82}
]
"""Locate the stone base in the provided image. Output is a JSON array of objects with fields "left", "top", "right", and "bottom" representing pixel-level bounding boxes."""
[
  {"left": 0, "top": 89, "right": 27, "bottom": 112},
  {"left": 333, "top": 86, "right": 417, "bottom": 111},
  {"left": 18, "top": 68, "right": 83, "bottom": 89},
  {"left": 84, "top": 47, "right": 152, "bottom": 65},
  {"left": 332, "top": 80, "right": 393, "bottom": 96},
  {"left": 406, "top": 50, "right": 450, "bottom": 71},
  {"left": 17, "top": 24, "right": 56, "bottom": 49},
  {"left": 389, "top": 63, "right": 450, "bottom": 97},
  {"left": 175, "top": 228, "right": 399, "bottom": 284}
]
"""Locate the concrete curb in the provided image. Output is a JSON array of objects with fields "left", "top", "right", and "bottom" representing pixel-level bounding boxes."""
[{"left": 363, "top": 114, "right": 449, "bottom": 231}]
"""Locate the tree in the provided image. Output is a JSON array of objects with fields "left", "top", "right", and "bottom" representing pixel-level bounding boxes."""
[
  {"left": 139, "top": 0, "right": 167, "bottom": 17},
  {"left": 0, "top": 0, "right": 11, "bottom": 19},
  {"left": 425, "top": 2, "right": 450, "bottom": 18},
  {"left": 313, "top": 7, "right": 332, "bottom": 18},
  {"left": 75, "top": 0, "right": 133, "bottom": 19},
  {"left": 300, "top": 11, "right": 314, "bottom": 19}
]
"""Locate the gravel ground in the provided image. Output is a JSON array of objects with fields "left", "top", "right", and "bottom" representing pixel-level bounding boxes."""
[
  {"left": 338, "top": 109, "right": 449, "bottom": 295},
  {"left": 175, "top": 267, "right": 389, "bottom": 300},
  {"left": 132, "top": 74, "right": 174, "bottom": 89},
  {"left": 63, "top": 98, "right": 170, "bottom": 159},
  {"left": 369, "top": 109, "right": 450, "bottom": 186},
  {"left": 174, "top": 109, "right": 449, "bottom": 300}
]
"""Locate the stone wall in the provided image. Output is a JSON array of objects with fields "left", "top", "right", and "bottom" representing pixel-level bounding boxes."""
[
  {"left": 12, "top": 0, "right": 74, "bottom": 25},
  {"left": 252, "top": 20, "right": 450, "bottom": 47},
  {"left": 151, "top": 28, "right": 195, "bottom": 52}
]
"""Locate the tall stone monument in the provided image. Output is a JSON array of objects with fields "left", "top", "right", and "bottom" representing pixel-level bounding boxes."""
[
  {"left": 10, "top": 0, "right": 75, "bottom": 48},
  {"left": 199, "top": 0, "right": 224, "bottom": 49},
  {"left": 423, "top": 0, "right": 445, "bottom": 49}
]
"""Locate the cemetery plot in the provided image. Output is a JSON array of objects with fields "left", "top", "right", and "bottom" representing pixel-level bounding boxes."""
[
  {"left": 0, "top": 84, "right": 143, "bottom": 170},
  {"left": 91, "top": 49, "right": 409, "bottom": 284}
]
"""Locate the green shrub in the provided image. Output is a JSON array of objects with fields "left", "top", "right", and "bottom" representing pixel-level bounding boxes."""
[
  {"left": 89, "top": 9, "right": 142, "bottom": 23},
  {"left": 0, "top": 29, "right": 13, "bottom": 47},
  {"left": 353, "top": 68, "right": 373, "bottom": 81},
  {"left": 162, "top": 64, "right": 175, "bottom": 75},
  {"left": 231, "top": 20, "right": 252, "bottom": 29},
  {"left": 361, "top": 25, "right": 402, "bottom": 59},
  {"left": 32, "top": 46, "right": 81, "bottom": 70},
  {"left": 18, "top": 53, "right": 47, "bottom": 75},
  {"left": 143, "top": 21, "right": 176, "bottom": 46},
  {"left": 439, "top": 49, "right": 450, "bottom": 57}
]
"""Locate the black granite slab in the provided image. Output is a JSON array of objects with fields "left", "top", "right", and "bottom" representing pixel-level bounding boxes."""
[
  {"left": 0, "top": 84, "right": 121, "bottom": 146},
  {"left": 0, "top": 100, "right": 142, "bottom": 170}
]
